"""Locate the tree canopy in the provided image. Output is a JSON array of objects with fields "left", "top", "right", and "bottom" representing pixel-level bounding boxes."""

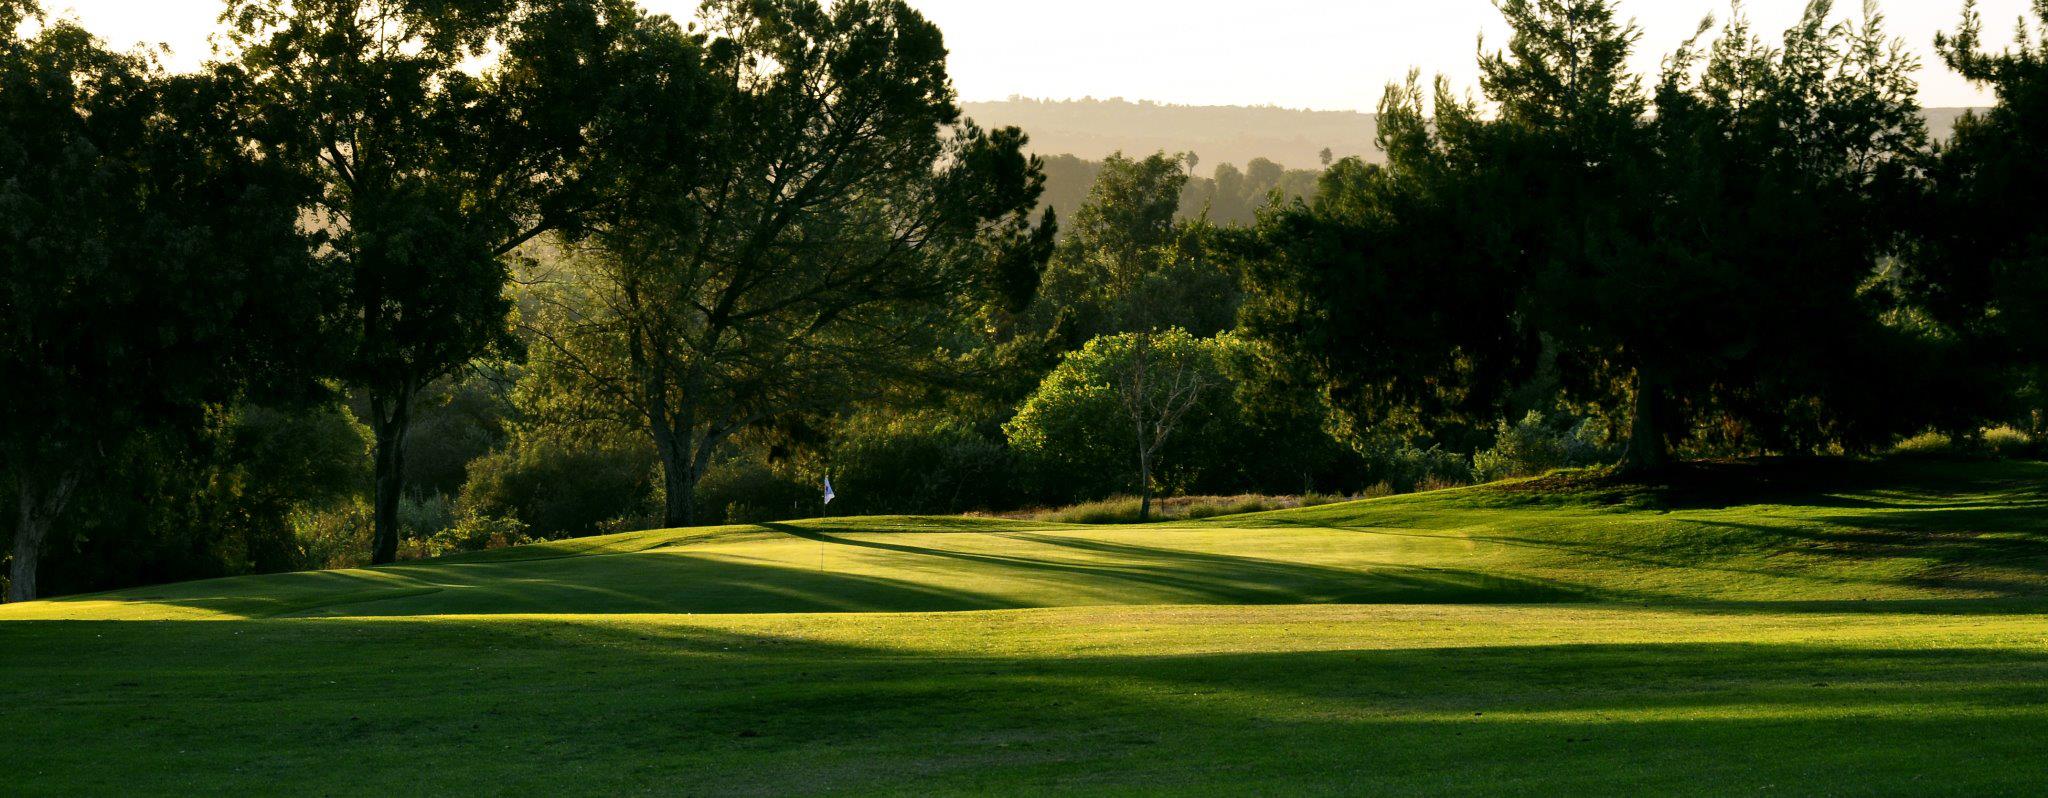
[{"left": 1, "top": 5, "right": 328, "bottom": 599}]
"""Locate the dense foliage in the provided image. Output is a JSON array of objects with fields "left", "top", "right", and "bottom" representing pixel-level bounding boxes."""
[{"left": 6, "top": 0, "right": 2048, "bottom": 600}]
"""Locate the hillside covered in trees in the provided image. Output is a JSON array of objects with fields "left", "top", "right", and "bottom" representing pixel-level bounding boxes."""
[{"left": 975, "top": 98, "right": 1980, "bottom": 225}]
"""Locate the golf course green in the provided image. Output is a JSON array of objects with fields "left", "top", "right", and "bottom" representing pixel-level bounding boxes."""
[{"left": 6, "top": 459, "right": 2046, "bottom": 795}]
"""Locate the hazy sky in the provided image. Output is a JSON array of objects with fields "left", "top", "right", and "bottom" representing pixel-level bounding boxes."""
[{"left": 44, "top": 0, "right": 2032, "bottom": 110}]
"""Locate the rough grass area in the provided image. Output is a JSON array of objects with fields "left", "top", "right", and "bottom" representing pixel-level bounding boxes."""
[
  {"left": 5, "top": 459, "right": 2047, "bottom": 795},
  {"left": 1012, "top": 493, "right": 1351, "bottom": 524}
]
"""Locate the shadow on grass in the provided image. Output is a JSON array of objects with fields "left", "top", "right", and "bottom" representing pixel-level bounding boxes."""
[
  {"left": 763, "top": 522, "right": 1582, "bottom": 606},
  {"left": 4, "top": 616, "right": 2046, "bottom": 794},
  {"left": 38, "top": 523, "right": 1579, "bottom": 619}
]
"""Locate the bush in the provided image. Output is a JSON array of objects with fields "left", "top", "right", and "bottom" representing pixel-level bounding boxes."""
[
  {"left": 828, "top": 410, "right": 1016, "bottom": 515},
  {"left": 1006, "top": 330, "right": 1255, "bottom": 504},
  {"left": 1356, "top": 441, "right": 1474, "bottom": 494},
  {"left": 289, "top": 499, "right": 373, "bottom": 571},
  {"left": 1028, "top": 493, "right": 1346, "bottom": 524},
  {"left": 400, "top": 513, "right": 536, "bottom": 560},
  {"left": 1985, "top": 426, "right": 2036, "bottom": 458},
  {"left": 1473, "top": 411, "right": 1613, "bottom": 482},
  {"left": 1892, "top": 430, "right": 1954, "bottom": 456},
  {"left": 457, "top": 429, "right": 657, "bottom": 539},
  {"left": 693, "top": 448, "right": 816, "bottom": 524},
  {"left": 1034, "top": 496, "right": 1147, "bottom": 524},
  {"left": 400, "top": 492, "right": 458, "bottom": 540}
]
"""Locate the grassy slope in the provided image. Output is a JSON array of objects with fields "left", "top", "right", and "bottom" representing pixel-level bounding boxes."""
[{"left": 5, "top": 459, "right": 2047, "bottom": 795}]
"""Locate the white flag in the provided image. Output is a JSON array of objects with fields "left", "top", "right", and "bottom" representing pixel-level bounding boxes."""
[{"left": 823, "top": 475, "right": 836, "bottom": 506}]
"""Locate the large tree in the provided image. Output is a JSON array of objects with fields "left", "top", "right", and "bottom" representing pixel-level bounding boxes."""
[
  {"left": 1033, "top": 152, "right": 1239, "bottom": 346},
  {"left": 221, "top": 0, "right": 703, "bottom": 563},
  {"left": 1911, "top": 0, "right": 2048, "bottom": 431},
  {"left": 0, "top": 4, "right": 326, "bottom": 600},
  {"left": 521, "top": 0, "right": 1050, "bottom": 528},
  {"left": 1242, "top": 0, "right": 1928, "bottom": 475},
  {"left": 1626, "top": 2, "right": 1929, "bottom": 458},
  {"left": 1236, "top": 74, "right": 1539, "bottom": 456}
]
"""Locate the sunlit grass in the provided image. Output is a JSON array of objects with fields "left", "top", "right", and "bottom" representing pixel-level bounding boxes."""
[{"left": 5, "top": 458, "right": 2047, "bottom": 794}]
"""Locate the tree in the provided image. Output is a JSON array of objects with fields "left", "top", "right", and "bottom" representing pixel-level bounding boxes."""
[
  {"left": 1235, "top": 75, "right": 1539, "bottom": 459},
  {"left": 221, "top": 0, "right": 702, "bottom": 563},
  {"left": 1482, "top": 0, "right": 1928, "bottom": 470},
  {"left": 1472, "top": 0, "right": 1663, "bottom": 470},
  {"left": 521, "top": 0, "right": 1051, "bottom": 528},
  {"left": 1911, "top": 1, "right": 2048, "bottom": 432},
  {"left": 1005, "top": 330, "right": 1245, "bottom": 514},
  {"left": 0, "top": 6, "right": 326, "bottom": 600},
  {"left": 1034, "top": 152, "right": 1212, "bottom": 344},
  {"left": 1627, "top": 2, "right": 1929, "bottom": 458}
]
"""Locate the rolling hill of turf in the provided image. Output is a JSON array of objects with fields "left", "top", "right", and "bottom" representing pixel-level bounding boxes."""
[{"left": 5, "top": 458, "right": 2047, "bottom": 795}]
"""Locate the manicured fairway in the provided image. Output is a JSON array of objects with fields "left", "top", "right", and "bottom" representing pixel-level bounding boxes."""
[{"left": 5, "top": 460, "right": 2047, "bottom": 794}]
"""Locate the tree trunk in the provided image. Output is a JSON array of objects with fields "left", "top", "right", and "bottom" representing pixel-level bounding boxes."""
[
  {"left": 7, "top": 471, "right": 81, "bottom": 603},
  {"left": 369, "top": 390, "right": 414, "bottom": 566},
  {"left": 653, "top": 424, "right": 698, "bottom": 529},
  {"left": 1616, "top": 368, "right": 1670, "bottom": 476},
  {"left": 1137, "top": 454, "right": 1153, "bottom": 523}
]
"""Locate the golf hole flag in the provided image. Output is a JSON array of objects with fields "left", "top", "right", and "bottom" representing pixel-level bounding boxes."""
[{"left": 823, "top": 475, "right": 836, "bottom": 506}]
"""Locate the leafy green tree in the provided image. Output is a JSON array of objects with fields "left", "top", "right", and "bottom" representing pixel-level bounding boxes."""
[
  {"left": 1912, "top": 1, "right": 2048, "bottom": 432},
  {"left": 1243, "top": 0, "right": 1928, "bottom": 475},
  {"left": 1035, "top": 152, "right": 1238, "bottom": 344},
  {"left": 1006, "top": 331, "right": 1249, "bottom": 513},
  {"left": 1236, "top": 76, "right": 1538, "bottom": 459},
  {"left": 36, "top": 402, "right": 371, "bottom": 596},
  {"left": 1627, "top": 2, "right": 1929, "bottom": 458},
  {"left": 221, "top": 0, "right": 701, "bottom": 563},
  {"left": 1184, "top": 157, "right": 1320, "bottom": 226},
  {"left": 522, "top": 0, "right": 1051, "bottom": 528},
  {"left": 1472, "top": 0, "right": 1661, "bottom": 469},
  {"left": 0, "top": 6, "right": 327, "bottom": 600}
]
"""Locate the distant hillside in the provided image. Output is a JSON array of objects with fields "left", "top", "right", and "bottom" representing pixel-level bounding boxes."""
[
  {"left": 964, "top": 98, "right": 1982, "bottom": 174},
  {"left": 1923, "top": 107, "right": 1973, "bottom": 141},
  {"left": 964, "top": 98, "right": 1382, "bottom": 172}
]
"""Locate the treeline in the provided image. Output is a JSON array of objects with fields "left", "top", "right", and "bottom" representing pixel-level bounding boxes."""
[
  {"left": 960, "top": 97, "right": 1383, "bottom": 173},
  {"left": 1039, "top": 153, "right": 1322, "bottom": 229},
  {"left": 5, "top": 0, "right": 2046, "bottom": 601}
]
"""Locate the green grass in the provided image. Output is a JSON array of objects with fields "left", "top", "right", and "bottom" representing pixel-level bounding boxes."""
[{"left": 6, "top": 459, "right": 2048, "bottom": 794}]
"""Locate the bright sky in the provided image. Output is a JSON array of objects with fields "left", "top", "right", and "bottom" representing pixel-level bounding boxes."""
[{"left": 45, "top": 0, "right": 2031, "bottom": 109}]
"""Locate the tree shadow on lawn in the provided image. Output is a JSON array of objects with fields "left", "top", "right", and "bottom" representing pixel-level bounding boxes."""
[
  {"left": 764, "top": 523, "right": 1582, "bottom": 606},
  {"left": 1496, "top": 457, "right": 2048, "bottom": 513},
  {"left": 5, "top": 618, "right": 2047, "bottom": 794},
  {"left": 1275, "top": 464, "right": 2048, "bottom": 601},
  {"left": 1681, "top": 497, "right": 2048, "bottom": 598},
  {"left": 34, "top": 526, "right": 1580, "bottom": 618}
]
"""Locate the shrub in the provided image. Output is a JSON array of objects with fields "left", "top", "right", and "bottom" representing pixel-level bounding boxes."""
[
  {"left": 694, "top": 448, "right": 816, "bottom": 524},
  {"left": 829, "top": 410, "right": 1016, "bottom": 515},
  {"left": 457, "top": 429, "right": 657, "bottom": 539},
  {"left": 1985, "top": 426, "right": 2036, "bottom": 458},
  {"left": 1892, "top": 431, "right": 1955, "bottom": 456},
  {"left": 1006, "top": 330, "right": 1257, "bottom": 504},
  {"left": 1029, "top": 494, "right": 1335, "bottom": 524},
  {"left": 400, "top": 492, "right": 458, "bottom": 540},
  {"left": 1356, "top": 442, "right": 1474, "bottom": 494},
  {"left": 290, "top": 499, "right": 373, "bottom": 571},
  {"left": 1035, "top": 496, "right": 1146, "bottom": 524},
  {"left": 1473, "top": 411, "right": 1613, "bottom": 482},
  {"left": 400, "top": 513, "right": 536, "bottom": 560}
]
